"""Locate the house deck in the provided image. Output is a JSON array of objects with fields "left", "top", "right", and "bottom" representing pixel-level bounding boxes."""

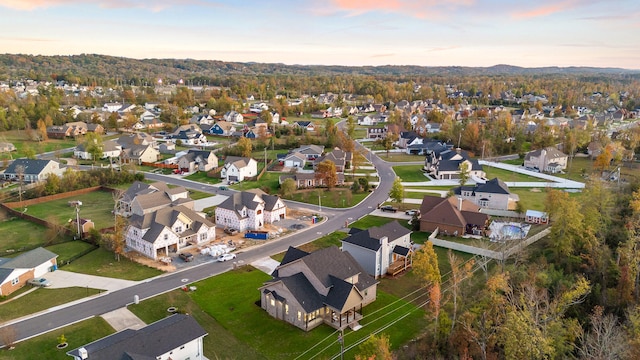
[
  {"left": 325, "top": 311, "right": 363, "bottom": 331},
  {"left": 387, "top": 259, "right": 412, "bottom": 277}
]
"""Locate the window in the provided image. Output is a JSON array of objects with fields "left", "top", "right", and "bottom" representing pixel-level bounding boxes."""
[
  {"left": 285, "top": 304, "right": 289, "bottom": 314},
  {"left": 297, "top": 311, "right": 302, "bottom": 321},
  {"left": 11, "top": 277, "right": 19, "bottom": 286},
  {"left": 200, "top": 233, "right": 207, "bottom": 241},
  {"left": 270, "top": 298, "right": 275, "bottom": 306},
  {"left": 164, "top": 234, "right": 168, "bottom": 241}
]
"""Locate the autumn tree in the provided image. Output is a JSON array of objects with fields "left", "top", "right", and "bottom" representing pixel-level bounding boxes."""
[
  {"left": 593, "top": 147, "right": 613, "bottom": 171},
  {"left": 355, "top": 334, "right": 393, "bottom": 360},
  {"left": 236, "top": 137, "right": 253, "bottom": 158},
  {"left": 36, "top": 118, "right": 48, "bottom": 141},
  {"left": 376, "top": 132, "right": 397, "bottom": 158},
  {"left": 280, "top": 178, "right": 296, "bottom": 198},
  {"left": 544, "top": 189, "right": 586, "bottom": 261},
  {"left": 315, "top": 160, "right": 338, "bottom": 189},
  {"left": 458, "top": 161, "right": 470, "bottom": 187},
  {"left": 448, "top": 250, "right": 474, "bottom": 331},
  {"left": 83, "top": 131, "right": 104, "bottom": 163},
  {"left": 578, "top": 306, "right": 628, "bottom": 360},
  {"left": 413, "top": 241, "right": 442, "bottom": 328},
  {"left": 389, "top": 177, "right": 404, "bottom": 205}
]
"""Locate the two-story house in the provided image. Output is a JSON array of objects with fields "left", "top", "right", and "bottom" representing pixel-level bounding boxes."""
[
  {"left": 220, "top": 156, "right": 258, "bottom": 183},
  {"left": 258, "top": 246, "right": 378, "bottom": 331},
  {"left": 453, "top": 177, "right": 519, "bottom": 211},
  {"left": 524, "top": 147, "right": 568, "bottom": 173},
  {"left": 214, "top": 190, "right": 286, "bottom": 232},
  {"left": 117, "top": 181, "right": 193, "bottom": 217},
  {"left": 177, "top": 149, "right": 218, "bottom": 173}
]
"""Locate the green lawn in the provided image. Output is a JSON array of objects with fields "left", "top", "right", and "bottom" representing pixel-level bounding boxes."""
[
  {"left": 0, "top": 287, "right": 103, "bottom": 322},
  {"left": 228, "top": 171, "right": 281, "bottom": 193},
  {"left": 483, "top": 166, "right": 546, "bottom": 183},
  {"left": 286, "top": 188, "right": 369, "bottom": 208},
  {"left": 0, "top": 130, "right": 78, "bottom": 161},
  {"left": 187, "top": 189, "right": 216, "bottom": 200},
  {"left": 0, "top": 317, "right": 114, "bottom": 360},
  {"left": 376, "top": 152, "right": 423, "bottom": 162},
  {"left": 271, "top": 231, "right": 347, "bottom": 262},
  {"left": 510, "top": 188, "right": 548, "bottom": 211},
  {"left": 24, "top": 190, "right": 116, "bottom": 230},
  {"left": 392, "top": 165, "right": 431, "bottom": 182},
  {"left": 183, "top": 171, "right": 222, "bottom": 185},
  {"left": 180, "top": 267, "right": 427, "bottom": 359},
  {"left": 0, "top": 216, "right": 50, "bottom": 253},
  {"left": 404, "top": 191, "right": 441, "bottom": 199},
  {"left": 61, "top": 247, "right": 162, "bottom": 280},
  {"left": 45, "top": 241, "right": 97, "bottom": 265},
  {"left": 129, "top": 288, "right": 267, "bottom": 360},
  {"left": 350, "top": 215, "right": 397, "bottom": 229}
]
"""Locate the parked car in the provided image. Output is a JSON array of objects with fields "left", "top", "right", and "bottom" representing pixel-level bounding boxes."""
[
  {"left": 28, "top": 277, "right": 51, "bottom": 287},
  {"left": 216, "top": 253, "right": 237, "bottom": 262},
  {"left": 405, "top": 209, "right": 420, "bottom": 216},
  {"left": 380, "top": 205, "right": 398, "bottom": 213},
  {"left": 224, "top": 228, "right": 239, "bottom": 235},
  {"left": 179, "top": 252, "right": 194, "bottom": 262}
]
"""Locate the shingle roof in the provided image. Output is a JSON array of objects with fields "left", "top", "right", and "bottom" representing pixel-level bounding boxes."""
[
  {"left": 0, "top": 247, "right": 57, "bottom": 270},
  {"left": 66, "top": 314, "right": 207, "bottom": 360},
  {"left": 278, "top": 273, "right": 325, "bottom": 312},
  {"left": 4, "top": 159, "right": 55, "bottom": 176}
]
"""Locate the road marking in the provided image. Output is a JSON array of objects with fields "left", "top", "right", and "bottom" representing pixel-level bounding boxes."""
[{"left": 181, "top": 279, "right": 189, "bottom": 282}]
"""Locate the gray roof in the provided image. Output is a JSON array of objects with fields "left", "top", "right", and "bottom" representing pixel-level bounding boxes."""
[
  {"left": 278, "top": 272, "right": 325, "bottom": 312},
  {"left": 4, "top": 159, "right": 56, "bottom": 176},
  {"left": 66, "top": 314, "right": 207, "bottom": 360},
  {"left": 342, "top": 221, "right": 411, "bottom": 251},
  {"left": 454, "top": 177, "right": 510, "bottom": 196},
  {"left": 218, "top": 191, "right": 264, "bottom": 213},
  {"left": 0, "top": 247, "right": 57, "bottom": 270}
]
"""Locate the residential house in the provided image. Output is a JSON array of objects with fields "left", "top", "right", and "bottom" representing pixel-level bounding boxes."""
[
  {"left": 290, "top": 144, "right": 324, "bottom": 161},
  {"left": 524, "top": 147, "right": 568, "bottom": 173},
  {"left": 419, "top": 196, "right": 490, "bottom": 236},
  {"left": 223, "top": 111, "right": 244, "bottom": 123},
  {"left": 168, "top": 124, "right": 208, "bottom": 146},
  {"left": 177, "top": 149, "right": 218, "bottom": 173},
  {"left": 158, "top": 142, "right": 176, "bottom": 154},
  {"left": 117, "top": 181, "right": 193, "bottom": 217},
  {"left": 341, "top": 221, "right": 413, "bottom": 279},
  {"left": 2, "top": 159, "right": 63, "bottom": 183},
  {"left": 47, "top": 121, "right": 88, "bottom": 139},
  {"left": 86, "top": 123, "right": 104, "bottom": 134},
  {"left": 120, "top": 144, "right": 161, "bottom": 165},
  {"left": 190, "top": 114, "right": 215, "bottom": 126},
  {"left": 367, "top": 127, "right": 387, "bottom": 139},
  {"left": 282, "top": 152, "right": 306, "bottom": 168},
  {"left": 587, "top": 141, "right": 603, "bottom": 159},
  {"left": 66, "top": 314, "right": 207, "bottom": 360},
  {"left": 116, "top": 132, "right": 157, "bottom": 148},
  {"left": 453, "top": 178, "right": 519, "bottom": 211},
  {"left": 425, "top": 148, "right": 485, "bottom": 180},
  {"left": 209, "top": 121, "right": 235, "bottom": 137},
  {"left": 314, "top": 148, "right": 352, "bottom": 173},
  {"left": 0, "top": 247, "right": 58, "bottom": 296},
  {"left": 215, "top": 190, "right": 286, "bottom": 232},
  {"left": 73, "top": 139, "right": 122, "bottom": 160},
  {"left": 278, "top": 172, "right": 345, "bottom": 188},
  {"left": 126, "top": 205, "right": 215, "bottom": 260},
  {"left": 0, "top": 142, "right": 16, "bottom": 153},
  {"left": 220, "top": 156, "right": 258, "bottom": 183},
  {"left": 258, "top": 246, "right": 378, "bottom": 331},
  {"left": 293, "top": 121, "right": 315, "bottom": 132}
]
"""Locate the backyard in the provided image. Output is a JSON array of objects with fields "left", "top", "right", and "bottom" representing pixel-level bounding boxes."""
[
  {"left": 0, "top": 215, "right": 51, "bottom": 253},
  {"left": 392, "top": 165, "right": 431, "bottom": 182}
]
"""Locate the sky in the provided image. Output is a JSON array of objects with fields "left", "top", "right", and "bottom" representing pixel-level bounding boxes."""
[{"left": 0, "top": 0, "right": 639, "bottom": 69}]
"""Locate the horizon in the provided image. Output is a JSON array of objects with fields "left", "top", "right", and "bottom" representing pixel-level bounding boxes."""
[{"left": 1, "top": 0, "right": 639, "bottom": 70}]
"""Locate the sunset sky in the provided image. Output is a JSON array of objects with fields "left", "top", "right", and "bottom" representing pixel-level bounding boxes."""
[{"left": 0, "top": 0, "right": 638, "bottom": 69}]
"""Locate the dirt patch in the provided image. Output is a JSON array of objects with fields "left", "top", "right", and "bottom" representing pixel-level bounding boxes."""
[{"left": 126, "top": 251, "right": 176, "bottom": 272}]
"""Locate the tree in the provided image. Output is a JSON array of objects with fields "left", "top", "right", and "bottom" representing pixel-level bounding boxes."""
[
  {"left": 389, "top": 177, "right": 404, "bottom": 205},
  {"left": 280, "top": 178, "right": 296, "bottom": 198},
  {"left": 355, "top": 334, "right": 393, "bottom": 360},
  {"left": 315, "top": 160, "right": 337, "bottom": 189},
  {"left": 593, "top": 147, "right": 613, "bottom": 171},
  {"left": 578, "top": 306, "right": 628, "bottom": 360},
  {"left": 346, "top": 115, "right": 356, "bottom": 139},
  {"left": 448, "top": 250, "right": 474, "bottom": 331},
  {"left": 83, "top": 131, "right": 103, "bottom": 163},
  {"left": 36, "top": 118, "right": 48, "bottom": 141},
  {"left": 458, "top": 161, "right": 470, "bottom": 187},
  {"left": 413, "top": 241, "right": 441, "bottom": 286},
  {"left": 376, "top": 132, "right": 397, "bottom": 158},
  {"left": 236, "top": 137, "right": 253, "bottom": 158}
]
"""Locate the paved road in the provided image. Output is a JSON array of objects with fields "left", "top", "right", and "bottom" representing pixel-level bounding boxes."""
[{"left": 0, "top": 144, "right": 396, "bottom": 346}]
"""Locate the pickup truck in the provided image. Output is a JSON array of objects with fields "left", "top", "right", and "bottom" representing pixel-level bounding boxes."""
[{"left": 380, "top": 205, "right": 398, "bottom": 213}]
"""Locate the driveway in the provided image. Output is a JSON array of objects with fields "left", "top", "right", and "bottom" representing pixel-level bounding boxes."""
[{"left": 45, "top": 270, "right": 139, "bottom": 292}]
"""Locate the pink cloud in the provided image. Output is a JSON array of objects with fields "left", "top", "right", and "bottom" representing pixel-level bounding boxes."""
[
  {"left": 511, "top": 0, "right": 581, "bottom": 19},
  {"left": 0, "top": 0, "right": 215, "bottom": 11},
  {"left": 329, "top": 0, "right": 475, "bottom": 19}
]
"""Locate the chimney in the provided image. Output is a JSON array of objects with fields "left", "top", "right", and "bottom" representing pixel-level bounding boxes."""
[
  {"left": 456, "top": 147, "right": 461, "bottom": 154},
  {"left": 458, "top": 197, "right": 462, "bottom": 211}
]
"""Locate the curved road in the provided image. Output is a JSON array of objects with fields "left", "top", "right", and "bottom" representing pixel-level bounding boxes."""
[{"left": 0, "top": 144, "right": 396, "bottom": 346}]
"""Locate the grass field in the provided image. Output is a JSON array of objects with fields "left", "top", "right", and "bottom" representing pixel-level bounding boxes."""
[
  {"left": 61, "top": 247, "right": 162, "bottom": 280},
  {"left": 0, "top": 216, "right": 51, "bottom": 253},
  {"left": 287, "top": 188, "right": 369, "bottom": 208},
  {"left": 0, "top": 286, "right": 103, "bottom": 323},
  {"left": 183, "top": 171, "right": 222, "bottom": 185},
  {"left": 393, "top": 165, "right": 431, "bottom": 182},
  {"left": 0, "top": 317, "right": 114, "bottom": 360},
  {"left": 271, "top": 231, "right": 347, "bottom": 262},
  {"left": 24, "top": 190, "right": 116, "bottom": 230},
  {"left": 376, "top": 152, "right": 424, "bottom": 162},
  {"left": 45, "top": 241, "right": 97, "bottom": 265},
  {"left": 0, "top": 130, "right": 78, "bottom": 161},
  {"left": 483, "top": 165, "right": 547, "bottom": 182}
]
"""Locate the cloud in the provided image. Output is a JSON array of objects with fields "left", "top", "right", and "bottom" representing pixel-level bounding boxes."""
[
  {"left": 328, "top": 0, "right": 475, "bottom": 19},
  {"left": 0, "top": 0, "right": 217, "bottom": 11},
  {"left": 510, "top": 0, "right": 600, "bottom": 19},
  {"left": 370, "top": 53, "right": 395, "bottom": 58}
]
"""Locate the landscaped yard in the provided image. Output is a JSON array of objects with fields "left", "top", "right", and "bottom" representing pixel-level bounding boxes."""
[
  {"left": 183, "top": 171, "right": 222, "bottom": 185},
  {"left": 0, "top": 317, "right": 114, "bottom": 360},
  {"left": 162, "top": 267, "right": 427, "bottom": 360},
  {"left": 0, "top": 216, "right": 51, "bottom": 253},
  {"left": 287, "top": 188, "right": 369, "bottom": 208},
  {"left": 271, "top": 231, "right": 347, "bottom": 262},
  {"left": 230, "top": 171, "right": 281, "bottom": 193},
  {"left": 61, "top": 247, "right": 162, "bottom": 280},
  {"left": 392, "top": 165, "right": 431, "bottom": 182},
  {"left": 24, "top": 190, "right": 117, "bottom": 230}
]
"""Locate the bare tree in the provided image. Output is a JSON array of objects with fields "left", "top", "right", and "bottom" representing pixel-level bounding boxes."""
[{"left": 578, "top": 306, "right": 628, "bottom": 360}]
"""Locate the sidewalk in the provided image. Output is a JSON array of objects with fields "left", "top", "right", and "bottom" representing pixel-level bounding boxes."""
[{"left": 45, "top": 270, "right": 139, "bottom": 292}]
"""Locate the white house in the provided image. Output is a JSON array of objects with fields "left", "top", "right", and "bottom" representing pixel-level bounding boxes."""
[
  {"left": 220, "top": 156, "right": 257, "bottom": 183},
  {"left": 524, "top": 147, "right": 568, "bottom": 173},
  {"left": 2, "top": 159, "right": 63, "bottom": 183},
  {"left": 341, "top": 221, "right": 413, "bottom": 279},
  {"left": 215, "top": 190, "right": 286, "bottom": 232},
  {"left": 74, "top": 139, "right": 122, "bottom": 160},
  {"left": 126, "top": 205, "right": 215, "bottom": 260},
  {"left": 66, "top": 314, "right": 207, "bottom": 360}
]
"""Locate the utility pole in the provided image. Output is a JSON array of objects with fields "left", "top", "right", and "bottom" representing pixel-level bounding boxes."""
[
  {"left": 338, "top": 330, "right": 344, "bottom": 360},
  {"left": 318, "top": 195, "right": 322, "bottom": 212},
  {"left": 75, "top": 202, "right": 81, "bottom": 239}
]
